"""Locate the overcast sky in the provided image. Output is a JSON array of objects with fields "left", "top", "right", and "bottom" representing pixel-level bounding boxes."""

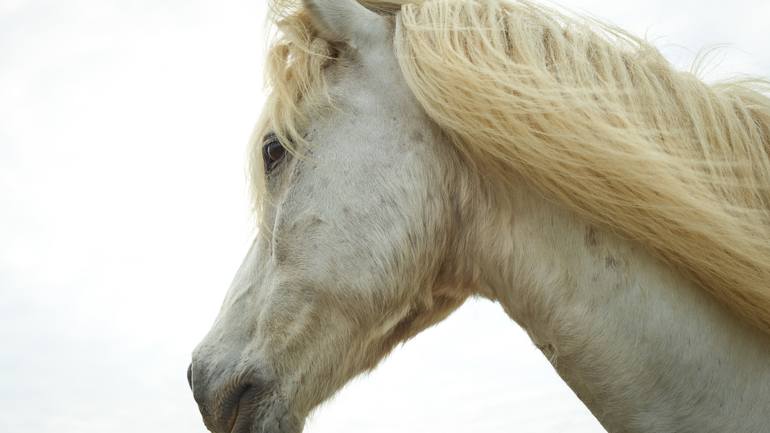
[{"left": 1, "top": 1, "right": 768, "bottom": 432}]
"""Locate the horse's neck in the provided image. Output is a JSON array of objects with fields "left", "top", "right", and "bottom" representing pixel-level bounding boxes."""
[{"left": 474, "top": 184, "right": 770, "bottom": 433}]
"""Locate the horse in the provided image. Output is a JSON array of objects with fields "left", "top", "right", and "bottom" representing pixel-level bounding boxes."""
[{"left": 188, "top": 0, "right": 770, "bottom": 432}]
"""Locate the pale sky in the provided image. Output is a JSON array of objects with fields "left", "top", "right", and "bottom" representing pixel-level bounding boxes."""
[{"left": 1, "top": 1, "right": 768, "bottom": 432}]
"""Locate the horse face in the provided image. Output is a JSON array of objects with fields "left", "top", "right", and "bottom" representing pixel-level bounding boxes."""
[{"left": 189, "top": 2, "right": 468, "bottom": 432}]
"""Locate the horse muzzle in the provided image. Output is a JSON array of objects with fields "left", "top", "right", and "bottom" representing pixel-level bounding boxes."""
[{"left": 188, "top": 359, "right": 300, "bottom": 433}]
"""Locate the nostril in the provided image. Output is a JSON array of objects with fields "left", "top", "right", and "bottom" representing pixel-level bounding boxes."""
[{"left": 187, "top": 363, "right": 193, "bottom": 391}]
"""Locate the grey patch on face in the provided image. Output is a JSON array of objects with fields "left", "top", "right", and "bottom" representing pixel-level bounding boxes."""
[
  {"left": 605, "top": 255, "right": 619, "bottom": 269},
  {"left": 273, "top": 245, "right": 288, "bottom": 265},
  {"left": 379, "top": 195, "right": 398, "bottom": 210},
  {"left": 585, "top": 225, "right": 599, "bottom": 247},
  {"left": 308, "top": 216, "right": 324, "bottom": 229},
  {"left": 410, "top": 130, "right": 424, "bottom": 143}
]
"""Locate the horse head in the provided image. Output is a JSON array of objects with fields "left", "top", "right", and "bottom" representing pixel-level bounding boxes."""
[{"left": 189, "top": 2, "right": 472, "bottom": 432}]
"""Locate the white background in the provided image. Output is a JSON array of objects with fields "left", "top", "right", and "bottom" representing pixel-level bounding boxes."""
[{"left": 1, "top": 1, "right": 768, "bottom": 432}]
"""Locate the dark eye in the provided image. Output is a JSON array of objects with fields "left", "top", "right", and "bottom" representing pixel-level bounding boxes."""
[{"left": 262, "top": 133, "right": 286, "bottom": 173}]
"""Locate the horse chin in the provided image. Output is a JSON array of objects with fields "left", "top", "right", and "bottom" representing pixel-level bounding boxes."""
[{"left": 231, "top": 394, "right": 303, "bottom": 433}]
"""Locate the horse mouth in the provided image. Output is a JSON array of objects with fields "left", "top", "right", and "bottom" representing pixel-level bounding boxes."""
[
  {"left": 228, "top": 386, "right": 260, "bottom": 433},
  {"left": 227, "top": 387, "right": 254, "bottom": 433}
]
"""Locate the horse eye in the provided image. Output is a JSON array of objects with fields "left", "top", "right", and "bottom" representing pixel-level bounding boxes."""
[{"left": 262, "top": 134, "right": 286, "bottom": 173}]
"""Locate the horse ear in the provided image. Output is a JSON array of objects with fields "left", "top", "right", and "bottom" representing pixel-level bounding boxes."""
[{"left": 303, "top": 0, "right": 389, "bottom": 47}]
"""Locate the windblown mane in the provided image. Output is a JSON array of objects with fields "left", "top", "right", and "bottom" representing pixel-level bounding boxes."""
[{"left": 257, "top": 0, "right": 770, "bottom": 333}]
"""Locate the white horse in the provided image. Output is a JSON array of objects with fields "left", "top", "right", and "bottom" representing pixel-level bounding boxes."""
[{"left": 189, "top": 1, "right": 770, "bottom": 432}]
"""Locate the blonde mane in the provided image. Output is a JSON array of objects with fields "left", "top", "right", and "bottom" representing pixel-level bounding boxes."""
[{"left": 257, "top": 0, "right": 770, "bottom": 333}]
